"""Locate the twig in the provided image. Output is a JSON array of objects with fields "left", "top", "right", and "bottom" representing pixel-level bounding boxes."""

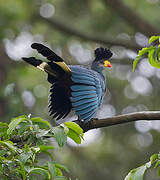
[
  {"left": 35, "top": 15, "right": 141, "bottom": 51},
  {"left": 9, "top": 111, "right": 160, "bottom": 144},
  {"left": 74, "top": 111, "right": 160, "bottom": 132}
]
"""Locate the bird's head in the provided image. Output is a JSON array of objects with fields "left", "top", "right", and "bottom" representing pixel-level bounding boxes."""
[{"left": 91, "top": 47, "right": 113, "bottom": 73}]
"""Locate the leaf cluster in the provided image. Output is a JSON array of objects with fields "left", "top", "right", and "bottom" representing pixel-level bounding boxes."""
[
  {"left": 124, "top": 153, "right": 160, "bottom": 180},
  {"left": 133, "top": 36, "right": 160, "bottom": 71},
  {"left": 0, "top": 115, "right": 84, "bottom": 180}
]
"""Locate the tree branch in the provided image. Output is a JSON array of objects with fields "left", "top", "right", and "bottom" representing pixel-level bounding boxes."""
[
  {"left": 35, "top": 15, "right": 141, "bottom": 51},
  {"left": 35, "top": 0, "right": 160, "bottom": 52},
  {"left": 103, "top": 0, "right": 159, "bottom": 37},
  {"left": 74, "top": 111, "right": 160, "bottom": 132}
]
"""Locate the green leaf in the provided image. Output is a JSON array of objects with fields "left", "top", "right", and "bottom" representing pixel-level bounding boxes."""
[
  {"left": 64, "top": 122, "right": 83, "bottom": 136},
  {"left": 39, "top": 146, "right": 54, "bottom": 160},
  {"left": 31, "top": 117, "right": 51, "bottom": 129},
  {"left": 18, "top": 122, "right": 30, "bottom": 135},
  {"left": 36, "top": 129, "right": 50, "bottom": 138},
  {"left": 150, "top": 154, "right": 158, "bottom": 164},
  {"left": 133, "top": 56, "right": 141, "bottom": 72},
  {"left": 125, "top": 162, "right": 151, "bottom": 180},
  {"left": 55, "top": 163, "right": 69, "bottom": 173},
  {"left": 13, "top": 168, "right": 27, "bottom": 180},
  {"left": 28, "top": 167, "right": 50, "bottom": 179},
  {"left": 153, "top": 47, "right": 160, "bottom": 62},
  {"left": 0, "top": 141, "right": 18, "bottom": 153},
  {"left": 31, "top": 147, "right": 38, "bottom": 153},
  {"left": 0, "top": 122, "right": 8, "bottom": 127},
  {"left": 18, "top": 151, "right": 33, "bottom": 164},
  {"left": 149, "top": 36, "right": 160, "bottom": 44},
  {"left": 54, "top": 176, "right": 68, "bottom": 180},
  {"left": 67, "top": 129, "right": 82, "bottom": 144},
  {"left": 0, "top": 150, "right": 7, "bottom": 156},
  {"left": 148, "top": 48, "right": 160, "bottom": 68},
  {"left": 0, "top": 126, "right": 8, "bottom": 138},
  {"left": 26, "top": 134, "right": 35, "bottom": 144},
  {"left": 15, "top": 159, "right": 26, "bottom": 178},
  {"left": 56, "top": 168, "right": 63, "bottom": 176},
  {"left": 154, "top": 160, "right": 160, "bottom": 168},
  {"left": 39, "top": 145, "right": 55, "bottom": 151},
  {"left": 124, "top": 172, "right": 131, "bottom": 180},
  {"left": 7, "top": 115, "right": 27, "bottom": 135},
  {"left": 52, "top": 127, "right": 67, "bottom": 147},
  {"left": 48, "top": 162, "right": 57, "bottom": 178},
  {"left": 138, "top": 47, "right": 149, "bottom": 56}
]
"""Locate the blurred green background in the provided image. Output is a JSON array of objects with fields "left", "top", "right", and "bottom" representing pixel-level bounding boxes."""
[{"left": 0, "top": 0, "right": 160, "bottom": 179}]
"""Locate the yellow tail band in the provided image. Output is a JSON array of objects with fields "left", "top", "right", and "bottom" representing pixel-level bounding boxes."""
[
  {"left": 37, "top": 61, "right": 71, "bottom": 77},
  {"left": 54, "top": 62, "right": 71, "bottom": 74}
]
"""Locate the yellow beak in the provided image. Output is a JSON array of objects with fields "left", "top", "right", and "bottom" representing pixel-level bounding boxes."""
[{"left": 104, "top": 60, "right": 112, "bottom": 68}]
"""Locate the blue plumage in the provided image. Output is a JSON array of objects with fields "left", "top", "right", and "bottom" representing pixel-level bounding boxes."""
[
  {"left": 22, "top": 43, "right": 113, "bottom": 122},
  {"left": 76, "top": 104, "right": 97, "bottom": 115},
  {"left": 73, "top": 101, "right": 97, "bottom": 111},
  {"left": 71, "top": 90, "right": 96, "bottom": 97},
  {"left": 71, "top": 85, "right": 96, "bottom": 91},
  {"left": 72, "top": 97, "right": 98, "bottom": 107},
  {"left": 71, "top": 77, "right": 95, "bottom": 86},
  {"left": 81, "top": 108, "right": 98, "bottom": 121},
  {"left": 71, "top": 94, "right": 97, "bottom": 102},
  {"left": 69, "top": 66, "right": 106, "bottom": 122}
]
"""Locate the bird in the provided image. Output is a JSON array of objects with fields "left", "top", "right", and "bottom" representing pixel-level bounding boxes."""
[{"left": 22, "top": 43, "right": 113, "bottom": 123}]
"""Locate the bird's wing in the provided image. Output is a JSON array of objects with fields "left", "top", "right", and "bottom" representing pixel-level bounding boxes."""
[
  {"left": 31, "top": 43, "right": 64, "bottom": 62},
  {"left": 48, "top": 82, "right": 72, "bottom": 120},
  {"left": 22, "top": 43, "right": 71, "bottom": 80},
  {"left": 22, "top": 43, "right": 73, "bottom": 120},
  {"left": 31, "top": 43, "right": 71, "bottom": 74},
  {"left": 70, "top": 66, "right": 104, "bottom": 122}
]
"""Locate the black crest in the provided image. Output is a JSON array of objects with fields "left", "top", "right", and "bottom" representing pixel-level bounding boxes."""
[{"left": 94, "top": 47, "right": 113, "bottom": 61}]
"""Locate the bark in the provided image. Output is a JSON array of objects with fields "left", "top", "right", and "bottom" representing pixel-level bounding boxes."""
[{"left": 74, "top": 111, "right": 160, "bottom": 132}]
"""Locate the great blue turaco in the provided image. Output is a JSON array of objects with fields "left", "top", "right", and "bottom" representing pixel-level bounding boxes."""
[{"left": 22, "top": 43, "right": 113, "bottom": 123}]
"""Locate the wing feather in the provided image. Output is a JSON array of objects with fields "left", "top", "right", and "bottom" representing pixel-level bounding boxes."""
[
  {"left": 72, "top": 97, "right": 98, "bottom": 107},
  {"left": 72, "top": 90, "right": 96, "bottom": 97},
  {"left": 82, "top": 108, "right": 98, "bottom": 122},
  {"left": 70, "top": 66, "right": 104, "bottom": 121},
  {"left": 71, "top": 73, "right": 96, "bottom": 83},
  {"left": 73, "top": 101, "right": 97, "bottom": 111},
  {"left": 48, "top": 83, "right": 72, "bottom": 120},
  {"left": 75, "top": 104, "right": 97, "bottom": 115},
  {"left": 71, "top": 85, "right": 96, "bottom": 91},
  {"left": 71, "top": 94, "right": 97, "bottom": 102},
  {"left": 31, "top": 43, "right": 64, "bottom": 62}
]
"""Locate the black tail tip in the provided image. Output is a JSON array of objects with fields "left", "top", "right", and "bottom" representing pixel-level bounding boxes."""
[
  {"left": 31, "top": 43, "right": 41, "bottom": 49},
  {"left": 22, "top": 57, "right": 42, "bottom": 67}
]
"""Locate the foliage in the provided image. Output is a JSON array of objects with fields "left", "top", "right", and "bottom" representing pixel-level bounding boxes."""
[
  {"left": 124, "top": 153, "right": 160, "bottom": 180},
  {"left": 0, "top": 115, "right": 84, "bottom": 179},
  {"left": 133, "top": 36, "right": 160, "bottom": 71},
  {"left": 130, "top": 34, "right": 160, "bottom": 180}
]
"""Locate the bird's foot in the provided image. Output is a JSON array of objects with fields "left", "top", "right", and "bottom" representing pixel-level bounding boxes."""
[
  {"left": 93, "top": 118, "right": 98, "bottom": 121},
  {"left": 74, "top": 117, "right": 98, "bottom": 132},
  {"left": 77, "top": 118, "right": 95, "bottom": 132}
]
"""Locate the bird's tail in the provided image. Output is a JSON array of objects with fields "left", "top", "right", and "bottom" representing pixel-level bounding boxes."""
[{"left": 22, "top": 43, "right": 71, "bottom": 80}]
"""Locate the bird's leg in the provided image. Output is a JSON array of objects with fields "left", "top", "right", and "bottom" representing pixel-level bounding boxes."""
[
  {"left": 93, "top": 118, "right": 98, "bottom": 121},
  {"left": 74, "top": 116, "right": 96, "bottom": 132}
]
